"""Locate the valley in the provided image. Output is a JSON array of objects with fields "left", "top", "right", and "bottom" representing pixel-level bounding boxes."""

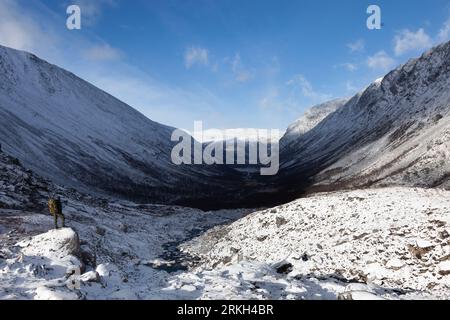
[{"left": 0, "top": 40, "right": 449, "bottom": 300}]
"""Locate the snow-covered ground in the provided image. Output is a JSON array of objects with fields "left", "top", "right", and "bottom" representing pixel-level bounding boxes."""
[
  {"left": 181, "top": 188, "right": 450, "bottom": 300},
  {"left": 0, "top": 201, "right": 249, "bottom": 300},
  {"left": 1, "top": 42, "right": 450, "bottom": 301},
  {"left": 1, "top": 185, "right": 449, "bottom": 299}
]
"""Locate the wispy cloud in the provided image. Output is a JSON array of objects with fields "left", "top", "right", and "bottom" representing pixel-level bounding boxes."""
[
  {"left": 184, "top": 46, "right": 209, "bottom": 69},
  {"left": 367, "top": 51, "right": 396, "bottom": 70},
  {"left": 0, "top": 0, "right": 56, "bottom": 53},
  {"left": 286, "top": 74, "right": 331, "bottom": 102},
  {"left": 83, "top": 43, "right": 122, "bottom": 61},
  {"left": 259, "top": 87, "right": 280, "bottom": 109},
  {"left": 438, "top": 19, "right": 450, "bottom": 42},
  {"left": 345, "top": 81, "right": 359, "bottom": 94},
  {"left": 347, "top": 39, "right": 365, "bottom": 53},
  {"left": 394, "top": 28, "right": 433, "bottom": 56},
  {"left": 339, "top": 62, "right": 358, "bottom": 72},
  {"left": 0, "top": 1, "right": 232, "bottom": 129},
  {"left": 230, "top": 53, "right": 253, "bottom": 83}
]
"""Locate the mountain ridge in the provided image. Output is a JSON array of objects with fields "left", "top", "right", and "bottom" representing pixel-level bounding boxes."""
[{"left": 277, "top": 41, "right": 450, "bottom": 197}]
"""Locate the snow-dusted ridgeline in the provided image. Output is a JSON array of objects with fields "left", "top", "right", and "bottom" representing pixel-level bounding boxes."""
[
  {"left": 277, "top": 41, "right": 450, "bottom": 195},
  {"left": 0, "top": 45, "right": 242, "bottom": 207},
  {"left": 281, "top": 98, "right": 349, "bottom": 146}
]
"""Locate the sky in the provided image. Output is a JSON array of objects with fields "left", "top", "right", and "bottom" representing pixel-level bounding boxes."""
[{"left": 0, "top": 0, "right": 450, "bottom": 131}]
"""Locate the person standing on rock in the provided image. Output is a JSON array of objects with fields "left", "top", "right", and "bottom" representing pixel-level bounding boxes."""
[{"left": 48, "top": 196, "right": 65, "bottom": 229}]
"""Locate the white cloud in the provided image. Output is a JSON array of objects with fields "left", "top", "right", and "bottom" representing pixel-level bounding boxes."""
[
  {"left": 83, "top": 43, "right": 122, "bottom": 61},
  {"left": 87, "top": 66, "right": 228, "bottom": 128},
  {"left": 0, "top": 1, "right": 232, "bottom": 129},
  {"left": 259, "top": 87, "right": 280, "bottom": 109},
  {"left": 185, "top": 46, "right": 209, "bottom": 69},
  {"left": 367, "top": 51, "right": 396, "bottom": 70},
  {"left": 438, "top": 19, "right": 450, "bottom": 42},
  {"left": 394, "top": 28, "right": 432, "bottom": 56},
  {"left": 230, "top": 53, "right": 253, "bottom": 83},
  {"left": 286, "top": 74, "right": 331, "bottom": 102},
  {"left": 347, "top": 39, "right": 365, "bottom": 53},
  {"left": 345, "top": 81, "right": 358, "bottom": 93},
  {"left": 0, "top": 0, "right": 55, "bottom": 53},
  {"left": 340, "top": 63, "right": 358, "bottom": 72}
]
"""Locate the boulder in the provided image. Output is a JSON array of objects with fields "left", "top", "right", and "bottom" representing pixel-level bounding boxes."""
[
  {"left": 275, "top": 216, "right": 288, "bottom": 227},
  {"left": 408, "top": 239, "right": 434, "bottom": 259},
  {"left": 275, "top": 262, "right": 293, "bottom": 274},
  {"left": 19, "top": 228, "right": 80, "bottom": 259},
  {"left": 438, "top": 261, "right": 450, "bottom": 276},
  {"left": 386, "top": 258, "right": 405, "bottom": 270},
  {"left": 338, "top": 290, "right": 385, "bottom": 300},
  {"left": 79, "top": 271, "right": 101, "bottom": 283}
]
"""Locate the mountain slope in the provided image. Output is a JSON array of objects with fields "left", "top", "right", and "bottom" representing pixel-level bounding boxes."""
[
  {"left": 281, "top": 98, "right": 348, "bottom": 146},
  {"left": 0, "top": 45, "right": 242, "bottom": 207},
  {"left": 182, "top": 187, "right": 450, "bottom": 299},
  {"left": 278, "top": 41, "right": 450, "bottom": 195}
]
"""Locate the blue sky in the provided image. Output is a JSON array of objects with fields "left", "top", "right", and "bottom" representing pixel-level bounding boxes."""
[{"left": 1, "top": 0, "right": 450, "bottom": 130}]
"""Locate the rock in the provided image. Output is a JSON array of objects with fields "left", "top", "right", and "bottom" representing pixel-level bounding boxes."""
[
  {"left": 386, "top": 258, "right": 405, "bottom": 270},
  {"left": 96, "top": 264, "right": 111, "bottom": 277},
  {"left": 437, "top": 261, "right": 450, "bottom": 276},
  {"left": 363, "top": 263, "right": 389, "bottom": 283},
  {"left": 415, "top": 239, "right": 434, "bottom": 249},
  {"left": 80, "top": 246, "right": 96, "bottom": 267},
  {"left": 275, "top": 262, "right": 293, "bottom": 274},
  {"left": 181, "top": 284, "right": 197, "bottom": 292},
  {"left": 275, "top": 216, "right": 288, "bottom": 227},
  {"left": 94, "top": 226, "right": 106, "bottom": 236},
  {"left": 257, "top": 235, "right": 268, "bottom": 242},
  {"left": 118, "top": 223, "right": 129, "bottom": 233},
  {"left": 19, "top": 228, "right": 80, "bottom": 259},
  {"left": 343, "top": 283, "right": 376, "bottom": 294},
  {"left": 439, "top": 230, "right": 450, "bottom": 239},
  {"left": 338, "top": 291, "right": 385, "bottom": 300},
  {"left": 408, "top": 239, "right": 434, "bottom": 259},
  {"left": 79, "top": 271, "right": 101, "bottom": 283}
]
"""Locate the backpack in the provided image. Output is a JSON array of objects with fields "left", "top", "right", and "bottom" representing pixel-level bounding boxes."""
[{"left": 48, "top": 199, "right": 58, "bottom": 215}]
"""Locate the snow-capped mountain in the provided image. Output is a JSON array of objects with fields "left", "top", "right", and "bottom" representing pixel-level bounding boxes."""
[
  {"left": 281, "top": 98, "right": 348, "bottom": 146},
  {"left": 0, "top": 45, "right": 241, "bottom": 207},
  {"left": 200, "top": 128, "right": 283, "bottom": 143},
  {"left": 278, "top": 41, "right": 450, "bottom": 196}
]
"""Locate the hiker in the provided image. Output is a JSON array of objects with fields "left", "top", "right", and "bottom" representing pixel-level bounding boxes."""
[{"left": 48, "top": 196, "right": 65, "bottom": 229}]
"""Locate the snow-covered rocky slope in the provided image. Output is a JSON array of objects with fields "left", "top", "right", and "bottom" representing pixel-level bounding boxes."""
[
  {"left": 0, "top": 45, "right": 242, "bottom": 208},
  {"left": 278, "top": 41, "right": 450, "bottom": 195},
  {"left": 281, "top": 98, "right": 348, "bottom": 146},
  {"left": 0, "top": 150, "right": 250, "bottom": 299},
  {"left": 182, "top": 188, "right": 450, "bottom": 299},
  {"left": 1, "top": 149, "right": 450, "bottom": 299}
]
